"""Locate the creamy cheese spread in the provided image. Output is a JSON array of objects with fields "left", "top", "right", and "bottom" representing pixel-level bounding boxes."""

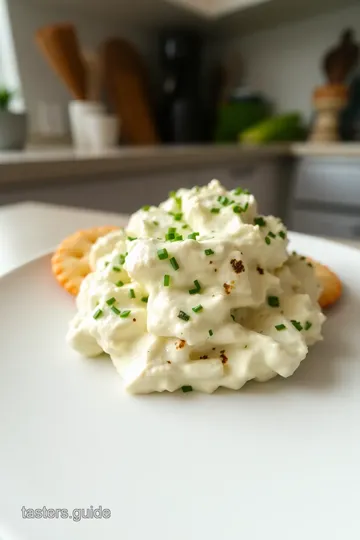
[{"left": 67, "top": 180, "right": 326, "bottom": 393}]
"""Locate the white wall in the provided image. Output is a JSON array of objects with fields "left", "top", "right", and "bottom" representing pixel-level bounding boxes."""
[
  {"left": 6, "top": 0, "right": 157, "bottom": 136},
  {"left": 221, "top": 3, "right": 360, "bottom": 121}
]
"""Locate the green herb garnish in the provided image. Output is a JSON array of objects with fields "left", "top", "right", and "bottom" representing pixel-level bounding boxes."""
[
  {"left": 205, "top": 249, "right": 214, "bottom": 256},
  {"left": 291, "top": 320, "right": 303, "bottom": 331},
  {"left": 157, "top": 248, "right": 169, "bottom": 260},
  {"left": 141, "top": 296, "right": 149, "bottom": 303},
  {"left": 164, "top": 274, "right": 170, "bottom": 287},
  {"left": 188, "top": 232, "right": 200, "bottom": 240},
  {"left": 178, "top": 311, "right": 190, "bottom": 322},
  {"left": 127, "top": 236, "right": 137, "bottom": 241},
  {"left": 120, "top": 310, "right": 131, "bottom": 318},
  {"left": 192, "top": 304, "right": 203, "bottom": 313},
  {"left": 268, "top": 231, "right": 276, "bottom": 239},
  {"left": 265, "top": 237, "right": 271, "bottom": 245},
  {"left": 278, "top": 231, "right": 286, "bottom": 239},
  {"left": 275, "top": 324, "right": 286, "bottom": 331},
  {"left": 211, "top": 208, "right": 220, "bottom": 214},
  {"left": 116, "top": 281, "right": 124, "bottom": 287},
  {"left": 181, "top": 385, "right": 193, "bottom": 393},
  {"left": 119, "top": 254, "right": 126, "bottom": 265},
  {"left": 129, "top": 288, "right": 136, "bottom": 299},
  {"left": 208, "top": 329, "right": 213, "bottom": 337},
  {"left": 304, "top": 321, "right": 312, "bottom": 331},
  {"left": 93, "top": 308, "right": 103, "bottom": 320},
  {"left": 142, "top": 205, "right": 150, "bottom": 211},
  {"left": 111, "top": 306, "right": 121, "bottom": 315},
  {"left": 254, "top": 217, "right": 266, "bottom": 227},
  {"left": 170, "top": 257, "right": 179, "bottom": 271},
  {"left": 182, "top": 224, "right": 189, "bottom": 230},
  {"left": 106, "top": 297, "right": 116, "bottom": 306},
  {"left": 174, "top": 213, "right": 183, "bottom": 221},
  {"left": 233, "top": 203, "right": 248, "bottom": 214},
  {"left": 217, "top": 195, "right": 230, "bottom": 206},
  {"left": 165, "top": 232, "right": 175, "bottom": 241},
  {"left": 268, "top": 296, "right": 280, "bottom": 308},
  {"left": 112, "top": 266, "right": 121, "bottom": 272}
]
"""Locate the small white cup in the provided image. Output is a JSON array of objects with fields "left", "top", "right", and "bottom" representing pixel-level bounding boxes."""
[
  {"left": 68, "top": 100, "right": 105, "bottom": 150},
  {"left": 85, "top": 113, "right": 120, "bottom": 152}
]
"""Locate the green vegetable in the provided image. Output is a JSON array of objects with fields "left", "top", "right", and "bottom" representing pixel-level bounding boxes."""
[
  {"left": 275, "top": 324, "right": 286, "bottom": 331},
  {"left": 254, "top": 217, "right": 266, "bottom": 227},
  {"left": 116, "top": 281, "right": 124, "bottom": 287},
  {"left": 291, "top": 320, "right": 303, "bottom": 331},
  {"left": 205, "top": 249, "right": 214, "bottom": 256},
  {"left": 93, "top": 308, "right": 103, "bottom": 320},
  {"left": 211, "top": 208, "right": 220, "bottom": 214},
  {"left": 157, "top": 248, "right": 169, "bottom": 260},
  {"left": 106, "top": 297, "right": 116, "bottom": 306},
  {"left": 181, "top": 386, "right": 193, "bottom": 393},
  {"left": 164, "top": 274, "right": 170, "bottom": 287},
  {"left": 170, "top": 257, "right": 179, "bottom": 271},
  {"left": 265, "top": 237, "right": 271, "bottom": 245},
  {"left": 268, "top": 296, "right": 280, "bottom": 308},
  {"left": 120, "top": 310, "right": 131, "bottom": 318},
  {"left": 111, "top": 306, "right": 121, "bottom": 315},
  {"left": 240, "top": 113, "right": 305, "bottom": 144},
  {"left": 129, "top": 289, "right": 136, "bottom": 299},
  {"left": 141, "top": 296, "right": 149, "bottom": 303},
  {"left": 192, "top": 305, "right": 203, "bottom": 313},
  {"left": 208, "top": 329, "right": 213, "bottom": 337},
  {"left": 305, "top": 321, "right": 312, "bottom": 331}
]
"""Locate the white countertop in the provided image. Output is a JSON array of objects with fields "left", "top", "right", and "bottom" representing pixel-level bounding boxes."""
[
  {"left": 0, "top": 202, "right": 359, "bottom": 278},
  {"left": 0, "top": 144, "right": 290, "bottom": 185}
]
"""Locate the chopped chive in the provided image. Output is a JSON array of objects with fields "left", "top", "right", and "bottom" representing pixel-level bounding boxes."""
[
  {"left": 291, "top": 320, "right": 303, "bottom": 332},
  {"left": 182, "top": 224, "right": 189, "bottom": 229},
  {"left": 218, "top": 195, "right": 230, "bottom": 206},
  {"left": 178, "top": 310, "right": 190, "bottom": 322},
  {"left": 111, "top": 306, "right": 121, "bottom": 315},
  {"left": 234, "top": 187, "right": 244, "bottom": 195},
  {"left": 208, "top": 329, "right": 213, "bottom": 337},
  {"left": 142, "top": 205, "right": 150, "bottom": 211},
  {"left": 170, "top": 257, "right": 179, "bottom": 271},
  {"left": 168, "top": 227, "right": 176, "bottom": 234},
  {"left": 193, "top": 279, "right": 201, "bottom": 291},
  {"left": 275, "top": 324, "right": 286, "bottom": 331},
  {"left": 153, "top": 221, "right": 159, "bottom": 226},
  {"left": 104, "top": 261, "right": 109, "bottom": 267},
  {"left": 205, "top": 248, "right": 214, "bottom": 256},
  {"left": 169, "top": 190, "right": 176, "bottom": 198},
  {"left": 127, "top": 236, "right": 137, "bottom": 241},
  {"left": 268, "top": 296, "right": 280, "bottom": 308},
  {"left": 192, "top": 304, "right": 203, "bottom": 313},
  {"left": 120, "top": 310, "right": 131, "bottom": 318},
  {"left": 265, "top": 237, "right": 271, "bottom": 245},
  {"left": 175, "top": 197, "right": 182, "bottom": 208},
  {"left": 305, "top": 321, "right": 312, "bottom": 331},
  {"left": 141, "top": 296, "right": 149, "bottom": 303},
  {"left": 188, "top": 232, "right": 200, "bottom": 240},
  {"left": 268, "top": 231, "right": 276, "bottom": 239},
  {"left": 189, "top": 289, "right": 198, "bottom": 295},
  {"left": 278, "top": 231, "right": 286, "bottom": 239},
  {"left": 254, "top": 217, "right": 266, "bottom": 227},
  {"left": 181, "top": 385, "right": 193, "bottom": 393},
  {"left": 112, "top": 266, "right": 121, "bottom": 272},
  {"left": 116, "top": 280, "right": 124, "bottom": 287},
  {"left": 93, "top": 308, "right": 103, "bottom": 320},
  {"left": 233, "top": 203, "right": 248, "bottom": 214},
  {"left": 211, "top": 208, "right": 220, "bottom": 214},
  {"left": 165, "top": 232, "right": 175, "bottom": 241},
  {"left": 119, "top": 254, "right": 126, "bottom": 265},
  {"left": 157, "top": 248, "right": 169, "bottom": 260},
  {"left": 174, "top": 234, "right": 183, "bottom": 241},
  {"left": 106, "top": 297, "right": 116, "bottom": 306},
  {"left": 129, "top": 288, "right": 136, "bottom": 299},
  {"left": 174, "top": 213, "right": 183, "bottom": 221},
  {"left": 164, "top": 274, "right": 170, "bottom": 287}
]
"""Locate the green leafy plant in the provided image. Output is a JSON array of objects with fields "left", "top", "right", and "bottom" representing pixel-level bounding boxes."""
[{"left": 0, "top": 87, "right": 14, "bottom": 111}]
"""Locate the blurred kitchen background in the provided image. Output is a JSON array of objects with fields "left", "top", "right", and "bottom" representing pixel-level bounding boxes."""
[{"left": 1, "top": 0, "right": 360, "bottom": 240}]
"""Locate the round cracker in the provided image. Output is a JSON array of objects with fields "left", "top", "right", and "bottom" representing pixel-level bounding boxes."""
[
  {"left": 308, "top": 258, "right": 342, "bottom": 309},
  {"left": 51, "top": 226, "right": 118, "bottom": 296}
]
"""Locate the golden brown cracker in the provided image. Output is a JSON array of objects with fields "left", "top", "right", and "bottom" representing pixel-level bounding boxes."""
[
  {"left": 51, "top": 226, "right": 118, "bottom": 296},
  {"left": 308, "top": 258, "right": 342, "bottom": 309}
]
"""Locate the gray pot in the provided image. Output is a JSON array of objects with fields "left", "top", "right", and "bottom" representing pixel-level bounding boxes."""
[{"left": 0, "top": 111, "right": 27, "bottom": 150}]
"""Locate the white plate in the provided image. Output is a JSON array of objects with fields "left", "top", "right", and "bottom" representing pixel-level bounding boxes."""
[{"left": 0, "top": 232, "right": 359, "bottom": 540}]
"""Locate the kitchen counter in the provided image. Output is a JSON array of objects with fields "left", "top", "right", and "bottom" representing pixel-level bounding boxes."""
[
  {"left": 1, "top": 202, "right": 359, "bottom": 278},
  {"left": 0, "top": 144, "right": 290, "bottom": 185}
]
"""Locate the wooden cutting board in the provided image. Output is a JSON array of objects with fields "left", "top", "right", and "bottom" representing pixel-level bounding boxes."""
[{"left": 102, "top": 38, "right": 159, "bottom": 145}]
